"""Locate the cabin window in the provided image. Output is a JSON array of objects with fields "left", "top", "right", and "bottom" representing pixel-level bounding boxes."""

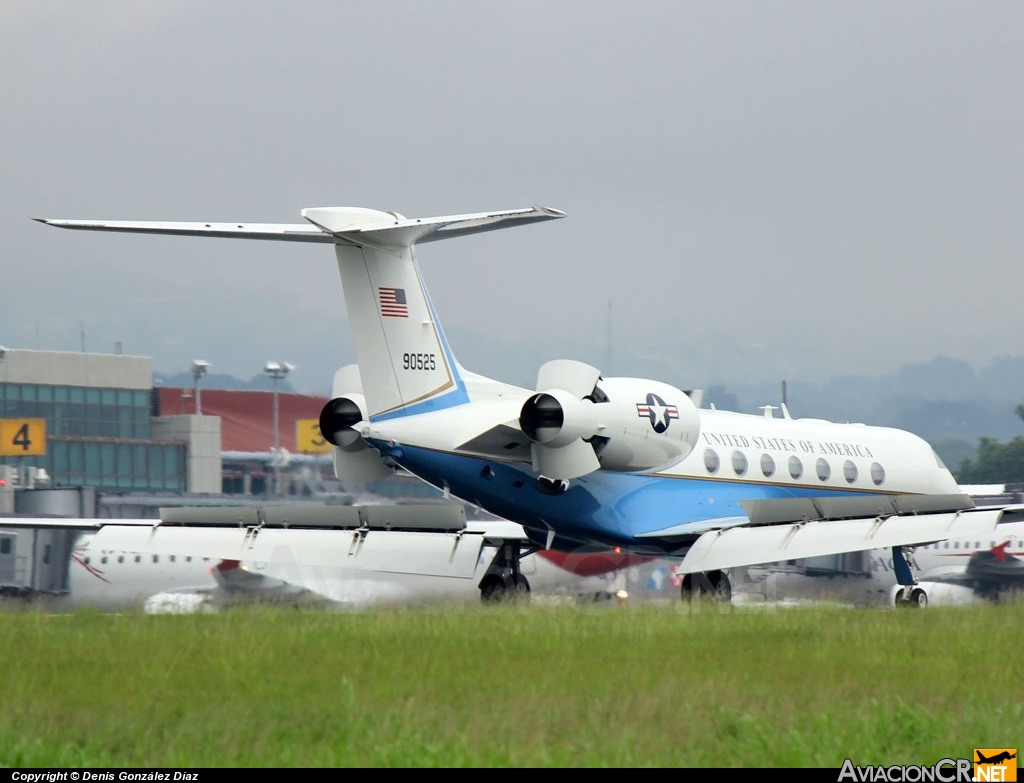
[
  {"left": 870, "top": 462, "right": 885, "bottom": 486},
  {"left": 843, "top": 460, "right": 858, "bottom": 483},
  {"left": 0, "top": 538, "right": 10, "bottom": 555},
  {"left": 816, "top": 458, "right": 831, "bottom": 481},
  {"left": 731, "top": 450, "right": 748, "bottom": 476},
  {"left": 152, "top": 555, "right": 159, "bottom": 563},
  {"left": 134, "top": 554, "right": 141, "bottom": 563},
  {"left": 703, "top": 448, "right": 720, "bottom": 474},
  {"left": 117, "top": 555, "right": 124, "bottom": 564},
  {"left": 788, "top": 456, "right": 803, "bottom": 480},
  {"left": 760, "top": 453, "right": 775, "bottom": 478}
]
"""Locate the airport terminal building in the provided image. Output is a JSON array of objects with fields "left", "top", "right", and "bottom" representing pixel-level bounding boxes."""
[
  {"left": 0, "top": 346, "right": 431, "bottom": 518},
  {"left": 0, "top": 348, "right": 190, "bottom": 494}
]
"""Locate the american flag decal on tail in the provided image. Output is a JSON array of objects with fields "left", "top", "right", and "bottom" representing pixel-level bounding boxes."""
[{"left": 378, "top": 286, "right": 409, "bottom": 318}]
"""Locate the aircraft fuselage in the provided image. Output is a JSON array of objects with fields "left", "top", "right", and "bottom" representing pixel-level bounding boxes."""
[{"left": 366, "top": 405, "right": 960, "bottom": 555}]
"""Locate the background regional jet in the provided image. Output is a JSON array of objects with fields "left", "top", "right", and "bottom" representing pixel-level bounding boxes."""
[
  {"left": 26, "top": 204, "right": 1024, "bottom": 604},
  {"left": 0, "top": 523, "right": 643, "bottom": 613}
]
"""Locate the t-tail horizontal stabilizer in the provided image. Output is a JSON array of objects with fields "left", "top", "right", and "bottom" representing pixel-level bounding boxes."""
[
  {"left": 37, "top": 205, "right": 565, "bottom": 422},
  {"left": 36, "top": 206, "right": 566, "bottom": 249}
]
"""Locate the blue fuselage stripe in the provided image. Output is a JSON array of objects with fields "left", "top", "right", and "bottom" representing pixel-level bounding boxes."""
[{"left": 368, "top": 440, "right": 865, "bottom": 554}]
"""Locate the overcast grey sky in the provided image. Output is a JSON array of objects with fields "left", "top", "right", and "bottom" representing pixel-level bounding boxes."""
[{"left": 4, "top": 1, "right": 1024, "bottom": 396}]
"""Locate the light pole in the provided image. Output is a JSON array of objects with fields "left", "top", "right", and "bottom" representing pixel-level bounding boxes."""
[
  {"left": 191, "top": 360, "right": 211, "bottom": 414},
  {"left": 263, "top": 361, "right": 295, "bottom": 494}
]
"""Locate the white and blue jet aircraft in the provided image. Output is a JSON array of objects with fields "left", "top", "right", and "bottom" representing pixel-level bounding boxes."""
[{"left": 29, "top": 205, "right": 1024, "bottom": 605}]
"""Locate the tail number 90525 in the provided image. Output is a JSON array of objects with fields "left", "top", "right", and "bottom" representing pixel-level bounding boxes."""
[{"left": 402, "top": 352, "right": 436, "bottom": 371}]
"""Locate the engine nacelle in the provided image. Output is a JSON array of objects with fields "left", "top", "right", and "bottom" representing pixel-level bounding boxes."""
[
  {"left": 318, "top": 394, "right": 367, "bottom": 447},
  {"left": 318, "top": 392, "right": 394, "bottom": 485},
  {"left": 519, "top": 373, "right": 700, "bottom": 480}
]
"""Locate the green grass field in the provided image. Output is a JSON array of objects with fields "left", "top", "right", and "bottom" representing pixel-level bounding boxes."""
[{"left": 0, "top": 599, "right": 1020, "bottom": 768}]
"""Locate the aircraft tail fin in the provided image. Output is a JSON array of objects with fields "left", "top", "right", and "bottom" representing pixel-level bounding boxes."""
[{"left": 302, "top": 206, "right": 565, "bottom": 420}]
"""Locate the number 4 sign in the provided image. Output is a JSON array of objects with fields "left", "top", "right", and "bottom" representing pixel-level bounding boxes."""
[{"left": 0, "top": 419, "right": 46, "bottom": 456}]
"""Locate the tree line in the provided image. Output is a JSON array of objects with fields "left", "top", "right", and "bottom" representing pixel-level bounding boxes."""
[{"left": 955, "top": 403, "right": 1024, "bottom": 483}]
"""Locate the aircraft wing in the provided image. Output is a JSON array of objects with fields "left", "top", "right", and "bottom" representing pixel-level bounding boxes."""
[
  {"left": 208, "top": 560, "right": 326, "bottom": 604},
  {"left": 3, "top": 502, "right": 529, "bottom": 580},
  {"left": 637, "top": 493, "right": 980, "bottom": 540},
  {"left": 672, "top": 503, "right": 1024, "bottom": 575}
]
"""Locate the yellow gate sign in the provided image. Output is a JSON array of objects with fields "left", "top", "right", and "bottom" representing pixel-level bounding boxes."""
[
  {"left": 295, "top": 418, "right": 332, "bottom": 453},
  {"left": 0, "top": 418, "right": 47, "bottom": 456}
]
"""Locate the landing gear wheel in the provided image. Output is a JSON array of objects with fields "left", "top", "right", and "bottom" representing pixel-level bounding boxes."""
[
  {"left": 680, "top": 570, "right": 732, "bottom": 606},
  {"left": 479, "top": 574, "right": 531, "bottom": 603},
  {"left": 480, "top": 575, "right": 507, "bottom": 603},
  {"left": 895, "top": 587, "right": 928, "bottom": 608}
]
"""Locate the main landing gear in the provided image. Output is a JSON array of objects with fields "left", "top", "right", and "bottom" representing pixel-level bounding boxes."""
[
  {"left": 478, "top": 539, "right": 533, "bottom": 603},
  {"left": 679, "top": 570, "right": 732, "bottom": 605},
  {"left": 891, "top": 546, "right": 928, "bottom": 609},
  {"left": 893, "top": 585, "right": 929, "bottom": 608}
]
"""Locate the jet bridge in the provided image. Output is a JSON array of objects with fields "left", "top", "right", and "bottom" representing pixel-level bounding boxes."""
[{"left": 0, "top": 526, "right": 78, "bottom": 599}]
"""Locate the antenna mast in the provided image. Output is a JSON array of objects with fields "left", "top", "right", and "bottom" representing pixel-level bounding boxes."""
[{"left": 605, "top": 300, "right": 613, "bottom": 374}]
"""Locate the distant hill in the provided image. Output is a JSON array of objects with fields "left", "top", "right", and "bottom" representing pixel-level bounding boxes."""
[{"left": 707, "top": 355, "right": 1024, "bottom": 470}]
